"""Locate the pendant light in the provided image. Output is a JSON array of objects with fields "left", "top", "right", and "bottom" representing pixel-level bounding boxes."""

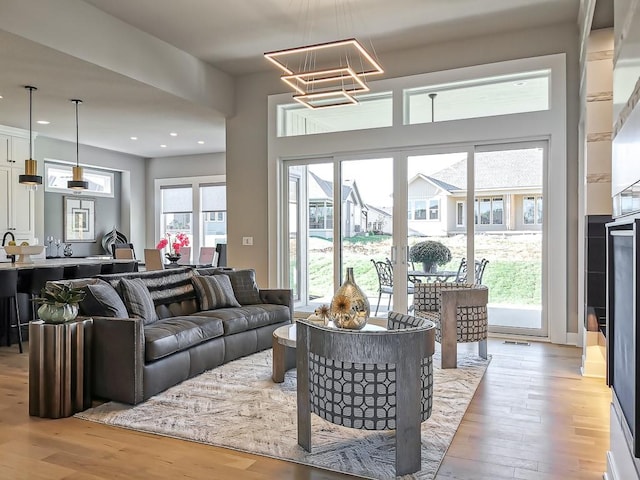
[
  {"left": 68, "top": 99, "right": 88, "bottom": 191},
  {"left": 18, "top": 86, "right": 43, "bottom": 188}
]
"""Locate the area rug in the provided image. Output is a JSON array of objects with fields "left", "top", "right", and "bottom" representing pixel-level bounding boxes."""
[{"left": 75, "top": 349, "right": 490, "bottom": 479}]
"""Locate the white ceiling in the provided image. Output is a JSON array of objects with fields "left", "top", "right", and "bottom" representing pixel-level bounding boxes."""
[{"left": 0, "top": 0, "right": 579, "bottom": 159}]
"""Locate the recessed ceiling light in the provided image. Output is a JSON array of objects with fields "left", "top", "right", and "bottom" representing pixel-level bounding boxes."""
[
  {"left": 0, "top": 95, "right": 3, "bottom": 99},
  {"left": 130, "top": 136, "right": 138, "bottom": 140},
  {"left": 197, "top": 140, "right": 205, "bottom": 144},
  {"left": 160, "top": 144, "right": 167, "bottom": 148},
  {"left": 36, "top": 120, "right": 50, "bottom": 125},
  {"left": 169, "top": 132, "right": 178, "bottom": 137}
]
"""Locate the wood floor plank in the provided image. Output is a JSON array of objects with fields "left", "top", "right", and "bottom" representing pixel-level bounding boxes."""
[{"left": 0, "top": 338, "right": 610, "bottom": 479}]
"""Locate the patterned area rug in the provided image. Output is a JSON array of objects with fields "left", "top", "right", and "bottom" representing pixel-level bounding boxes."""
[{"left": 76, "top": 349, "right": 490, "bottom": 479}]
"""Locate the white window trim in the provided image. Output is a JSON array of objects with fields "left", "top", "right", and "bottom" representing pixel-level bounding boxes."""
[
  {"left": 44, "top": 161, "right": 115, "bottom": 198},
  {"left": 268, "top": 53, "right": 568, "bottom": 345},
  {"left": 523, "top": 195, "right": 542, "bottom": 225},
  {"left": 456, "top": 201, "right": 465, "bottom": 226},
  {"left": 154, "top": 175, "right": 226, "bottom": 258},
  {"left": 428, "top": 198, "right": 440, "bottom": 221}
]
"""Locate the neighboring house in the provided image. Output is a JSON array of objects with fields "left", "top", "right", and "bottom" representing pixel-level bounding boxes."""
[
  {"left": 408, "top": 149, "right": 543, "bottom": 236},
  {"left": 308, "top": 171, "right": 369, "bottom": 239},
  {"left": 364, "top": 204, "right": 392, "bottom": 235}
]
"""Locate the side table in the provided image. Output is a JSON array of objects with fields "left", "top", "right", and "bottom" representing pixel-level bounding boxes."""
[{"left": 29, "top": 318, "right": 93, "bottom": 419}]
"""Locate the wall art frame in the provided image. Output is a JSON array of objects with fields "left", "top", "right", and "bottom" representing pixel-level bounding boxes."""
[{"left": 64, "top": 196, "right": 96, "bottom": 242}]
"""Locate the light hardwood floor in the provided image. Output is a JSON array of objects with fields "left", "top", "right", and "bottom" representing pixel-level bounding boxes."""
[{"left": 0, "top": 338, "right": 610, "bottom": 480}]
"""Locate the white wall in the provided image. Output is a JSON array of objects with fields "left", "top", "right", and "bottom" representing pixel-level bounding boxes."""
[
  {"left": 145, "top": 152, "right": 226, "bottom": 247},
  {"left": 226, "top": 22, "right": 581, "bottom": 334}
]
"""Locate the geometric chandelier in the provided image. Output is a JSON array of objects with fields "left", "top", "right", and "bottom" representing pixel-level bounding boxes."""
[{"left": 265, "top": 38, "right": 383, "bottom": 109}]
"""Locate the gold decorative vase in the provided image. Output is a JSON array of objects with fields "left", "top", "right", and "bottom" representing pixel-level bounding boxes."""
[{"left": 330, "top": 267, "right": 370, "bottom": 329}]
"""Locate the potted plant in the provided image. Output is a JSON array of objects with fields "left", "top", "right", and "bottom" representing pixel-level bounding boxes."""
[
  {"left": 409, "top": 240, "right": 452, "bottom": 272},
  {"left": 156, "top": 232, "right": 190, "bottom": 264},
  {"left": 34, "top": 283, "right": 85, "bottom": 323}
]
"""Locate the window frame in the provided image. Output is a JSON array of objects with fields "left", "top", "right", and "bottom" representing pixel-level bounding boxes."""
[
  {"left": 456, "top": 201, "right": 464, "bottom": 226},
  {"left": 154, "top": 175, "right": 227, "bottom": 260},
  {"left": 44, "top": 161, "right": 115, "bottom": 198}
]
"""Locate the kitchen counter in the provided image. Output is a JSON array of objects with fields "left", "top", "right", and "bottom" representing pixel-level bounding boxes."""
[{"left": 0, "top": 257, "right": 137, "bottom": 270}]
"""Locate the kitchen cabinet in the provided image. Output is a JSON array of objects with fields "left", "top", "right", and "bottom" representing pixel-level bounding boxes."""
[
  {"left": 0, "top": 165, "right": 35, "bottom": 239},
  {"left": 0, "top": 134, "right": 29, "bottom": 167}
]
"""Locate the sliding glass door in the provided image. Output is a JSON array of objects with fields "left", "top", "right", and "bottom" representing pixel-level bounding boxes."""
[
  {"left": 282, "top": 141, "right": 548, "bottom": 337},
  {"left": 475, "top": 143, "right": 546, "bottom": 336},
  {"left": 285, "top": 161, "right": 335, "bottom": 309}
]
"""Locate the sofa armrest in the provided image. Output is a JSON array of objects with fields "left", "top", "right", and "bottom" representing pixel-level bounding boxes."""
[
  {"left": 259, "top": 288, "right": 293, "bottom": 322},
  {"left": 92, "top": 316, "right": 145, "bottom": 405}
]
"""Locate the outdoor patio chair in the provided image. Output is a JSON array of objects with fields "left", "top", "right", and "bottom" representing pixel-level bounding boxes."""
[
  {"left": 296, "top": 312, "right": 436, "bottom": 476},
  {"left": 371, "top": 258, "right": 393, "bottom": 315},
  {"left": 370, "top": 258, "right": 420, "bottom": 315},
  {"left": 454, "top": 258, "right": 489, "bottom": 285},
  {"left": 414, "top": 282, "right": 488, "bottom": 368}
]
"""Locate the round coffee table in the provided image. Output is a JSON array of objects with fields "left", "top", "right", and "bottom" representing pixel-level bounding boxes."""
[{"left": 271, "top": 321, "right": 386, "bottom": 383}]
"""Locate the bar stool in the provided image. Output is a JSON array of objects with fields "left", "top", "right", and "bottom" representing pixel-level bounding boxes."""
[
  {"left": 26, "top": 267, "right": 65, "bottom": 322},
  {"left": 0, "top": 270, "right": 23, "bottom": 353},
  {"left": 112, "top": 261, "right": 137, "bottom": 273},
  {"left": 64, "top": 263, "right": 103, "bottom": 279},
  {"left": 100, "top": 262, "right": 116, "bottom": 275}
]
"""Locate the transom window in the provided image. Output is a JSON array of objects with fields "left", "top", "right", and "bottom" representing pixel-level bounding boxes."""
[
  {"left": 45, "top": 162, "right": 114, "bottom": 197},
  {"left": 277, "top": 92, "right": 393, "bottom": 137},
  {"left": 404, "top": 69, "right": 550, "bottom": 125}
]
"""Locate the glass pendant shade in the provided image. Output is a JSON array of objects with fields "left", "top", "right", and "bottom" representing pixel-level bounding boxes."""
[
  {"left": 68, "top": 99, "right": 87, "bottom": 191},
  {"left": 19, "top": 86, "right": 42, "bottom": 188}
]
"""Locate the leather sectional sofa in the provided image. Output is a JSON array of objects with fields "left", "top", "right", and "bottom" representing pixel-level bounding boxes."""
[{"left": 66, "top": 266, "right": 292, "bottom": 404}]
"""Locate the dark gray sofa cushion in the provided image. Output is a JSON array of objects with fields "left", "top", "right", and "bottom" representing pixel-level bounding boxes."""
[
  {"left": 192, "top": 275, "right": 241, "bottom": 310},
  {"left": 218, "top": 269, "right": 261, "bottom": 305},
  {"left": 99, "top": 267, "right": 197, "bottom": 306},
  {"left": 197, "top": 304, "right": 290, "bottom": 335},
  {"left": 144, "top": 315, "right": 224, "bottom": 362},
  {"left": 119, "top": 278, "right": 158, "bottom": 325},
  {"left": 80, "top": 279, "right": 128, "bottom": 318}
]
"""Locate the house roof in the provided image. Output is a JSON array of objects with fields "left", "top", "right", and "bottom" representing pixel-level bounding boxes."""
[
  {"left": 308, "top": 171, "right": 365, "bottom": 207},
  {"left": 365, "top": 204, "right": 392, "bottom": 218},
  {"left": 425, "top": 148, "right": 543, "bottom": 192}
]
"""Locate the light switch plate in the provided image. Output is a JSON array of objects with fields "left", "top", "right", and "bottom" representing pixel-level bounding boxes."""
[{"left": 242, "top": 236, "right": 253, "bottom": 246}]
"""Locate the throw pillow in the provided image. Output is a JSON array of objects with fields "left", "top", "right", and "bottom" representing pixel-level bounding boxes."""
[
  {"left": 192, "top": 275, "right": 241, "bottom": 310},
  {"left": 80, "top": 280, "right": 129, "bottom": 318},
  {"left": 118, "top": 278, "right": 158, "bottom": 324},
  {"left": 218, "top": 269, "right": 261, "bottom": 305}
]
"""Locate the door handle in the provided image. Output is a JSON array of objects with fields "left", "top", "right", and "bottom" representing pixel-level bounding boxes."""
[{"left": 390, "top": 246, "right": 396, "bottom": 264}]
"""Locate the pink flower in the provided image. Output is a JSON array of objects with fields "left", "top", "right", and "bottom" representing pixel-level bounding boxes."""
[{"left": 157, "top": 232, "right": 190, "bottom": 255}]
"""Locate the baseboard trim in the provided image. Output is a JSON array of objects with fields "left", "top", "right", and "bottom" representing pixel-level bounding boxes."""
[{"left": 566, "top": 332, "right": 579, "bottom": 345}]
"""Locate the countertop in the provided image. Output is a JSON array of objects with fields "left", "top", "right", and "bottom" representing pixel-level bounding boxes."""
[{"left": 0, "top": 257, "right": 137, "bottom": 270}]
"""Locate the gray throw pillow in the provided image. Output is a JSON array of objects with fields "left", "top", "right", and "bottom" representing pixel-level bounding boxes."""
[
  {"left": 80, "top": 280, "right": 129, "bottom": 318},
  {"left": 118, "top": 278, "right": 158, "bottom": 324},
  {"left": 192, "top": 275, "right": 241, "bottom": 310},
  {"left": 219, "top": 269, "right": 261, "bottom": 305}
]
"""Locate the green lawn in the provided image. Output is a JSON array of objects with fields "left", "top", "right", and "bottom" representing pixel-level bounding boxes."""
[{"left": 306, "top": 235, "right": 542, "bottom": 305}]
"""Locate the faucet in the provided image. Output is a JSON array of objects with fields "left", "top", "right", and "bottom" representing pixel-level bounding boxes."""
[{"left": 2, "top": 231, "right": 15, "bottom": 262}]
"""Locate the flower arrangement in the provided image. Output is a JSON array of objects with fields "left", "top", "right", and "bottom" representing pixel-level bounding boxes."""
[
  {"left": 156, "top": 232, "right": 190, "bottom": 258},
  {"left": 409, "top": 240, "right": 452, "bottom": 272}
]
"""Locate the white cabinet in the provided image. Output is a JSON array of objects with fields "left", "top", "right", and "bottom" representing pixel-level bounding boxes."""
[
  {"left": 12, "top": 136, "right": 29, "bottom": 164},
  {"left": 0, "top": 165, "right": 35, "bottom": 238},
  {"left": 0, "top": 134, "right": 29, "bottom": 167}
]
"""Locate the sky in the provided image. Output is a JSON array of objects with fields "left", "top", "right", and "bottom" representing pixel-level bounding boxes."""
[{"left": 308, "top": 152, "right": 465, "bottom": 208}]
